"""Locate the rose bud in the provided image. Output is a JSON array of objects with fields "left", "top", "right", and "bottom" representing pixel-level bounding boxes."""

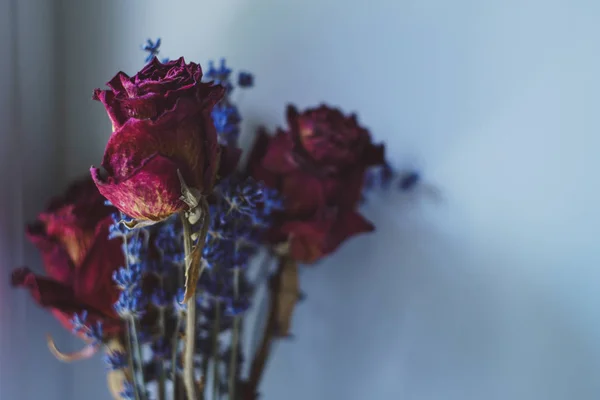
[{"left": 91, "top": 57, "right": 240, "bottom": 226}]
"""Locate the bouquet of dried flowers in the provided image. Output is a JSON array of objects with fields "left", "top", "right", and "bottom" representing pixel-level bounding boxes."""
[{"left": 10, "top": 39, "right": 417, "bottom": 400}]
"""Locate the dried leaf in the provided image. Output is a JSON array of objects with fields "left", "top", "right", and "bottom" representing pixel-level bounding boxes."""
[
  {"left": 182, "top": 197, "right": 209, "bottom": 303},
  {"left": 46, "top": 334, "right": 100, "bottom": 362},
  {"left": 182, "top": 243, "right": 203, "bottom": 303},
  {"left": 275, "top": 257, "right": 299, "bottom": 336}
]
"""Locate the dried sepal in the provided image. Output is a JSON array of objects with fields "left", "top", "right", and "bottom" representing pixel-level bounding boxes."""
[
  {"left": 46, "top": 333, "right": 100, "bottom": 362},
  {"left": 178, "top": 170, "right": 201, "bottom": 209},
  {"left": 182, "top": 242, "right": 203, "bottom": 303}
]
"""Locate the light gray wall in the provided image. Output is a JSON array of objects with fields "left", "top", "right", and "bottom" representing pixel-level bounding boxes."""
[
  {"left": 0, "top": 0, "right": 72, "bottom": 399},
  {"left": 26, "top": 0, "right": 600, "bottom": 399}
]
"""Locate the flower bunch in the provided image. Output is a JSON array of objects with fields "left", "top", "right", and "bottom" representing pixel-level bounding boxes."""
[{"left": 9, "top": 38, "right": 411, "bottom": 400}]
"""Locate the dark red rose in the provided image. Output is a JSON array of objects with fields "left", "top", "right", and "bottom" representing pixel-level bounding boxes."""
[
  {"left": 286, "top": 104, "right": 385, "bottom": 175},
  {"left": 91, "top": 57, "right": 240, "bottom": 224},
  {"left": 248, "top": 104, "right": 385, "bottom": 263},
  {"left": 11, "top": 177, "right": 124, "bottom": 338}
]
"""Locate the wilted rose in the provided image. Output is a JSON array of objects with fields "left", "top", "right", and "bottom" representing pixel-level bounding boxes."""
[
  {"left": 286, "top": 104, "right": 384, "bottom": 175},
  {"left": 248, "top": 105, "right": 385, "bottom": 263},
  {"left": 11, "top": 177, "right": 124, "bottom": 338},
  {"left": 91, "top": 57, "right": 240, "bottom": 224}
]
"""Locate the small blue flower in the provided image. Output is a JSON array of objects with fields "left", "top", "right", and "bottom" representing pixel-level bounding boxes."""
[
  {"left": 125, "top": 234, "right": 146, "bottom": 263},
  {"left": 151, "top": 338, "right": 171, "bottom": 360},
  {"left": 108, "top": 213, "right": 130, "bottom": 239},
  {"left": 142, "top": 38, "right": 161, "bottom": 63},
  {"left": 212, "top": 104, "right": 241, "bottom": 134},
  {"left": 151, "top": 288, "right": 169, "bottom": 308},
  {"left": 114, "top": 288, "right": 146, "bottom": 319},
  {"left": 112, "top": 265, "right": 142, "bottom": 290},
  {"left": 70, "top": 311, "right": 103, "bottom": 343},
  {"left": 206, "top": 58, "right": 232, "bottom": 83},
  {"left": 398, "top": 171, "right": 420, "bottom": 191},
  {"left": 119, "top": 381, "right": 136, "bottom": 400},
  {"left": 173, "top": 289, "right": 187, "bottom": 313},
  {"left": 155, "top": 218, "right": 184, "bottom": 264},
  {"left": 224, "top": 297, "right": 251, "bottom": 317},
  {"left": 104, "top": 350, "right": 128, "bottom": 370},
  {"left": 237, "top": 71, "right": 254, "bottom": 88}
]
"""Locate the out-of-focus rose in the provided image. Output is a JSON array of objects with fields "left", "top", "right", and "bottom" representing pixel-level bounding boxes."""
[
  {"left": 11, "top": 177, "right": 124, "bottom": 338},
  {"left": 248, "top": 105, "right": 385, "bottom": 263},
  {"left": 91, "top": 57, "right": 240, "bottom": 224},
  {"left": 286, "top": 104, "right": 384, "bottom": 175}
]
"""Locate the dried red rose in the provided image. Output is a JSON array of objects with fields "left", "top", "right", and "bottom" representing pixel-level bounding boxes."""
[
  {"left": 91, "top": 57, "right": 239, "bottom": 224},
  {"left": 286, "top": 104, "right": 385, "bottom": 175},
  {"left": 11, "top": 177, "right": 124, "bottom": 338},
  {"left": 248, "top": 105, "right": 385, "bottom": 263}
]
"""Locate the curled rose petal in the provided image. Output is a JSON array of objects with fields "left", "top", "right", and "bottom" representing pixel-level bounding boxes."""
[{"left": 92, "top": 154, "right": 186, "bottom": 222}]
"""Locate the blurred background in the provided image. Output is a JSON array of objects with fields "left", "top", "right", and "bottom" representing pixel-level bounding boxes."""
[{"left": 1, "top": 0, "right": 600, "bottom": 399}]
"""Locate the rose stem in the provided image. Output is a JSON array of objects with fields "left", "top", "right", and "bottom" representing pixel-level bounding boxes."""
[
  {"left": 122, "top": 229, "right": 146, "bottom": 400},
  {"left": 171, "top": 314, "right": 181, "bottom": 399},
  {"left": 228, "top": 268, "right": 240, "bottom": 399},
  {"left": 244, "top": 255, "right": 285, "bottom": 397},
  {"left": 181, "top": 212, "right": 199, "bottom": 400},
  {"left": 182, "top": 201, "right": 211, "bottom": 400}
]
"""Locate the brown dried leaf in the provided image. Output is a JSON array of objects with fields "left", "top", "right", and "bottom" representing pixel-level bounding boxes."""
[
  {"left": 182, "top": 243, "right": 203, "bottom": 303},
  {"left": 275, "top": 257, "right": 300, "bottom": 336}
]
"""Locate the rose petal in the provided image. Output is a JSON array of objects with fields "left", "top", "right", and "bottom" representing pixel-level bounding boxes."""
[
  {"left": 25, "top": 223, "right": 74, "bottom": 284},
  {"left": 92, "top": 154, "right": 186, "bottom": 221},
  {"left": 363, "top": 143, "right": 386, "bottom": 167},
  {"left": 11, "top": 268, "right": 121, "bottom": 334},
  {"left": 216, "top": 145, "right": 241, "bottom": 180},
  {"left": 100, "top": 120, "right": 161, "bottom": 180},
  {"left": 247, "top": 127, "right": 279, "bottom": 187},
  {"left": 261, "top": 131, "right": 298, "bottom": 174},
  {"left": 323, "top": 210, "right": 374, "bottom": 255},
  {"left": 281, "top": 220, "right": 329, "bottom": 263},
  {"left": 330, "top": 167, "right": 369, "bottom": 210},
  {"left": 281, "top": 172, "right": 327, "bottom": 217},
  {"left": 73, "top": 217, "right": 123, "bottom": 319}
]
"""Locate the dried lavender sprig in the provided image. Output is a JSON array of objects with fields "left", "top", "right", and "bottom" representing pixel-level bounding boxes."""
[{"left": 109, "top": 214, "right": 148, "bottom": 400}]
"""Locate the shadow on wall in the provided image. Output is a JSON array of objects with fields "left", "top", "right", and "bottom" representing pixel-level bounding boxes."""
[{"left": 261, "top": 191, "right": 600, "bottom": 400}]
